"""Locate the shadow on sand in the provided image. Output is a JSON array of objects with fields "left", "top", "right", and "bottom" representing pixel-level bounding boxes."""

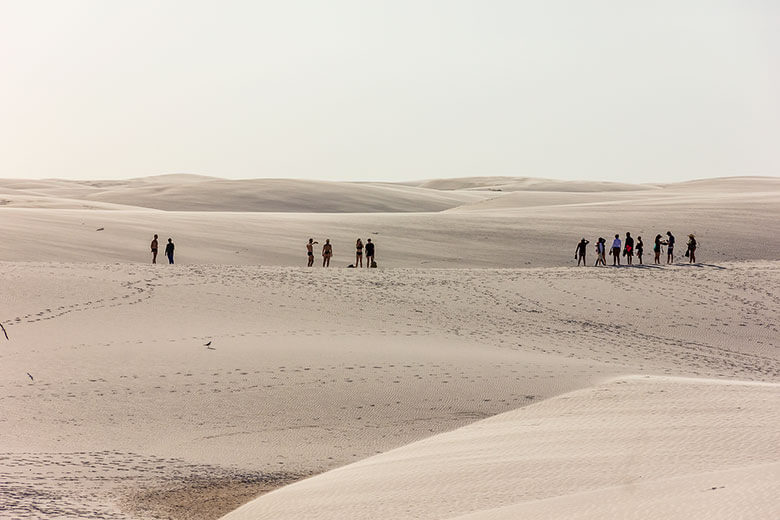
[
  {"left": 673, "top": 263, "right": 728, "bottom": 270},
  {"left": 599, "top": 263, "right": 727, "bottom": 270}
]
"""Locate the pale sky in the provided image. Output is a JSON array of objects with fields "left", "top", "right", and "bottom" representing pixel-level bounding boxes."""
[{"left": 0, "top": 0, "right": 778, "bottom": 182}]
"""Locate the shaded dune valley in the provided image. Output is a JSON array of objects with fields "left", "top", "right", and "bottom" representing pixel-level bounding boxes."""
[{"left": 1, "top": 175, "right": 779, "bottom": 519}]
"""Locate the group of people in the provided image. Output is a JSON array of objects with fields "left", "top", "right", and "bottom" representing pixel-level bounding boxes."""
[
  {"left": 307, "top": 238, "right": 376, "bottom": 268},
  {"left": 575, "top": 231, "right": 697, "bottom": 267},
  {"left": 150, "top": 234, "right": 175, "bottom": 264},
  {"left": 149, "top": 231, "right": 699, "bottom": 269}
]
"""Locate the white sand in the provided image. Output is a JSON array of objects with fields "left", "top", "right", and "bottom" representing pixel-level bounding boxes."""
[
  {"left": 222, "top": 376, "right": 780, "bottom": 520},
  {"left": 1, "top": 175, "right": 778, "bottom": 519},
  {"left": 1, "top": 176, "right": 778, "bottom": 267}
]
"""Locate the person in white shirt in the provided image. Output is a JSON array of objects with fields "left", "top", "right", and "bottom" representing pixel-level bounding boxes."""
[{"left": 611, "top": 234, "right": 622, "bottom": 266}]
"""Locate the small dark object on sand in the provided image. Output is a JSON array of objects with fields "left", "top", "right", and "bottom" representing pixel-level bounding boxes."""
[
  {"left": 27, "top": 372, "right": 34, "bottom": 381},
  {"left": 96, "top": 227, "right": 105, "bottom": 231},
  {"left": 204, "top": 341, "right": 212, "bottom": 347},
  {"left": 0, "top": 323, "right": 8, "bottom": 340}
]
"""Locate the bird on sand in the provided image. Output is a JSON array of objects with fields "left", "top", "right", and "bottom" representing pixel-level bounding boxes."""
[{"left": 27, "top": 373, "right": 34, "bottom": 381}]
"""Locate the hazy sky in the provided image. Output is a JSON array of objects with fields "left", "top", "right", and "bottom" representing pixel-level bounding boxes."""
[{"left": 1, "top": 1, "right": 778, "bottom": 182}]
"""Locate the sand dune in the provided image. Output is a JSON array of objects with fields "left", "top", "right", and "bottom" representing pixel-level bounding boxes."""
[
  {"left": 221, "top": 376, "right": 780, "bottom": 520},
  {"left": 1, "top": 175, "right": 777, "bottom": 269},
  {"left": 1, "top": 260, "right": 778, "bottom": 519},
  {"left": 0, "top": 176, "right": 491, "bottom": 212},
  {"left": 407, "top": 175, "right": 658, "bottom": 192},
  {"left": 1, "top": 175, "right": 778, "bottom": 519},
  {"left": 451, "top": 462, "right": 780, "bottom": 520},
  {"left": 3, "top": 175, "right": 776, "bottom": 214}
]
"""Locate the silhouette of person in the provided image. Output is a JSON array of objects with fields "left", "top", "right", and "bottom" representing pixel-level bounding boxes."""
[
  {"left": 307, "top": 238, "right": 318, "bottom": 267},
  {"left": 355, "top": 238, "right": 364, "bottom": 268},
  {"left": 165, "top": 238, "right": 175, "bottom": 264},
  {"left": 365, "top": 238, "right": 375, "bottom": 268},
  {"left": 624, "top": 232, "right": 634, "bottom": 265},
  {"left": 654, "top": 234, "right": 665, "bottom": 265},
  {"left": 687, "top": 234, "right": 697, "bottom": 263},
  {"left": 322, "top": 239, "right": 333, "bottom": 267},
  {"left": 594, "top": 238, "right": 606, "bottom": 266},
  {"left": 636, "top": 236, "right": 644, "bottom": 265},
  {"left": 666, "top": 231, "right": 676, "bottom": 264},
  {"left": 150, "top": 234, "right": 159, "bottom": 264},
  {"left": 575, "top": 238, "right": 589, "bottom": 266},
  {"left": 611, "top": 234, "right": 622, "bottom": 266}
]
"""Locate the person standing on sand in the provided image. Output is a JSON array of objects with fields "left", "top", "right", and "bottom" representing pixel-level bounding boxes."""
[
  {"left": 611, "top": 234, "right": 622, "bottom": 266},
  {"left": 666, "top": 231, "right": 676, "bottom": 264},
  {"left": 653, "top": 234, "right": 664, "bottom": 265},
  {"left": 355, "top": 238, "right": 364, "bottom": 268},
  {"left": 150, "top": 234, "right": 159, "bottom": 264},
  {"left": 306, "top": 238, "right": 318, "bottom": 267},
  {"left": 624, "top": 232, "right": 634, "bottom": 265},
  {"left": 575, "top": 238, "right": 589, "bottom": 266},
  {"left": 165, "top": 238, "right": 175, "bottom": 264},
  {"left": 636, "top": 236, "right": 644, "bottom": 265},
  {"left": 687, "top": 234, "right": 697, "bottom": 263},
  {"left": 594, "top": 238, "right": 606, "bottom": 266},
  {"left": 365, "top": 238, "right": 375, "bottom": 268},
  {"left": 322, "top": 239, "right": 333, "bottom": 267}
]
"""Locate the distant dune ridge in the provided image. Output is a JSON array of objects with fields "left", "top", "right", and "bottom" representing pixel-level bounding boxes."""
[{"left": 2, "top": 174, "right": 776, "bottom": 213}]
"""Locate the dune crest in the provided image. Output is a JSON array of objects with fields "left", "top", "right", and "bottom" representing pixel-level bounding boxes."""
[{"left": 221, "top": 376, "right": 780, "bottom": 520}]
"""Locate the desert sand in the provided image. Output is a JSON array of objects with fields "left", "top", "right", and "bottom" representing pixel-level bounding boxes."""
[{"left": 1, "top": 175, "right": 778, "bottom": 519}]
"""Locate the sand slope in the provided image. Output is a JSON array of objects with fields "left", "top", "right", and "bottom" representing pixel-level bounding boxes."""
[
  {"left": 452, "top": 463, "right": 780, "bottom": 520},
  {"left": 2, "top": 261, "right": 779, "bottom": 518},
  {"left": 221, "top": 376, "right": 780, "bottom": 520}
]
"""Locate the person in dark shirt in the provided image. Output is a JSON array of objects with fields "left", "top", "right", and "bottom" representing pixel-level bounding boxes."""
[
  {"left": 666, "top": 231, "right": 676, "bottom": 264},
  {"left": 624, "top": 232, "right": 635, "bottom": 265},
  {"left": 636, "top": 236, "right": 644, "bottom": 265},
  {"left": 574, "top": 238, "right": 589, "bottom": 266},
  {"left": 165, "top": 238, "right": 175, "bottom": 264},
  {"left": 365, "top": 238, "right": 375, "bottom": 268},
  {"left": 594, "top": 238, "right": 606, "bottom": 266},
  {"left": 687, "top": 234, "right": 697, "bottom": 263},
  {"left": 653, "top": 234, "right": 665, "bottom": 265}
]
